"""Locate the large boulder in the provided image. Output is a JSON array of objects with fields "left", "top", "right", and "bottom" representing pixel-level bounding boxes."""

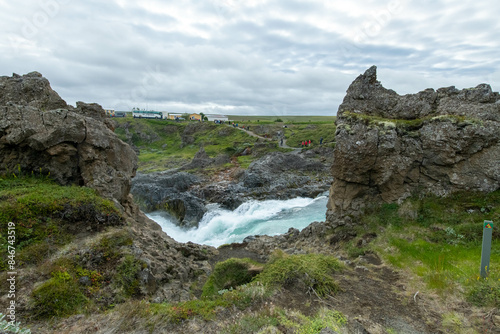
[
  {"left": 0, "top": 72, "right": 137, "bottom": 205},
  {"left": 327, "top": 66, "right": 500, "bottom": 221},
  {"left": 131, "top": 172, "right": 207, "bottom": 227}
]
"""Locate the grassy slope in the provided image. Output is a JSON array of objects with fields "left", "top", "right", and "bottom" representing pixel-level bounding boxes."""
[
  {"left": 0, "top": 176, "right": 147, "bottom": 323},
  {"left": 113, "top": 117, "right": 337, "bottom": 172},
  {"left": 348, "top": 191, "right": 500, "bottom": 308}
]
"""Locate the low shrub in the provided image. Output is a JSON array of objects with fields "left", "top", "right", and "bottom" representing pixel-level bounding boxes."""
[
  {"left": 31, "top": 270, "right": 87, "bottom": 318},
  {"left": 255, "top": 252, "right": 343, "bottom": 297},
  {"left": 202, "top": 258, "right": 261, "bottom": 297}
]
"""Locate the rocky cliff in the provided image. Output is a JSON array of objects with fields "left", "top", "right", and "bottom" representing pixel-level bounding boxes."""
[
  {"left": 0, "top": 72, "right": 217, "bottom": 309},
  {"left": 0, "top": 72, "right": 136, "bottom": 206},
  {"left": 327, "top": 66, "right": 500, "bottom": 221}
]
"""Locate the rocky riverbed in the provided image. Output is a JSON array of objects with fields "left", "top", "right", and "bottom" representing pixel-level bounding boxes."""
[{"left": 131, "top": 147, "right": 334, "bottom": 228}]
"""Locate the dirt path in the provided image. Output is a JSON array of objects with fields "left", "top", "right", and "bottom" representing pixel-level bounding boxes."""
[
  {"left": 229, "top": 124, "right": 272, "bottom": 141},
  {"left": 229, "top": 124, "right": 303, "bottom": 153}
]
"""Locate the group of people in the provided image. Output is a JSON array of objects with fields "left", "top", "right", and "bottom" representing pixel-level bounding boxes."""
[{"left": 301, "top": 137, "right": 323, "bottom": 148}]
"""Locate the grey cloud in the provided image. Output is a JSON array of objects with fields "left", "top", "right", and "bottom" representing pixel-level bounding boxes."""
[{"left": 0, "top": 0, "right": 499, "bottom": 115}]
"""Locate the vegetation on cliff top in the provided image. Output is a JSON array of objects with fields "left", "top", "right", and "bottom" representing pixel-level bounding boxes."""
[
  {"left": 113, "top": 118, "right": 336, "bottom": 172},
  {"left": 0, "top": 175, "right": 121, "bottom": 271},
  {"left": 340, "top": 110, "right": 483, "bottom": 132},
  {"left": 0, "top": 175, "right": 148, "bottom": 321}
]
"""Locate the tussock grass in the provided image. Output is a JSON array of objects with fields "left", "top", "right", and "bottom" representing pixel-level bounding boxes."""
[{"left": 255, "top": 251, "right": 343, "bottom": 297}]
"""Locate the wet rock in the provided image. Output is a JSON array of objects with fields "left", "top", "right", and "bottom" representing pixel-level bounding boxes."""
[{"left": 131, "top": 172, "right": 206, "bottom": 227}]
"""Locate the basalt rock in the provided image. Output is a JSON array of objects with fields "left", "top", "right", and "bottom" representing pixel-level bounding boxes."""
[
  {"left": 239, "top": 151, "right": 331, "bottom": 199},
  {"left": 131, "top": 171, "right": 207, "bottom": 227},
  {"left": 0, "top": 72, "right": 219, "bottom": 307},
  {"left": 327, "top": 66, "right": 500, "bottom": 222},
  {"left": 0, "top": 72, "right": 137, "bottom": 206}
]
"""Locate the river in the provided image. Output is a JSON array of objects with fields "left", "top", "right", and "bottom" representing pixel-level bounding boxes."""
[{"left": 147, "top": 192, "right": 328, "bottom": 247}]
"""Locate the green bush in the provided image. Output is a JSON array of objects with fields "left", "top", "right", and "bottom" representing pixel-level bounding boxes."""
[
  {"left": 115, "top": 255, "right": 144, "bottom": 297},
  {"left": 202, "top": 258, "right": 261, "bottom": 297},
  {"left": 255, "top": 252, "right": 342, "bottom": 297},
  {"left": 467, "top": 279, "right": 500, "bottom": 307},
  {"left": 31, "top": 270, "right": 87, "bottom": 318}
]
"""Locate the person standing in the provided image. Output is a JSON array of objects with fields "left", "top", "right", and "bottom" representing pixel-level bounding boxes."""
[{"left": 320, "top": 137, "right": 323, "bottom": 145}]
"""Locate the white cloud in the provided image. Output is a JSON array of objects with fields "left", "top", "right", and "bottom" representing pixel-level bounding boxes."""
[{"left": 0, "top": 0, "right": 499, "bottom": 115}]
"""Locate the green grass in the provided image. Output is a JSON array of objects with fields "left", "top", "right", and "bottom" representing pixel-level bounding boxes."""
[
  {"left": 31, "top": 270, "right": 88, "bottom": 318},
  {"left": 349, "top": 190, "right": 500, "bottom": 306},
  {"left": 113, "top": 117, "right": 337, "bottom": 172},
  {"left": 0, "top": 175, "right": 121, "bottom": 271},
  {"left": 113, "top": 118, "right": 263, "bottom": 172},
  {"left": 227, "top": 115, "right": 336, "bottom": 123},
  {"left": 255, "top": 251, "right": 343, "bottom": 297},
  {"left": 201, "top": 258, "right": 262, "bottom": 297},
  {"left": 340, "top": 111, "right": 483, "bottom": 133},
  {"left": 134, "top": 252, "right": 343, "bottom": 329},
  {"left": 282, "top": 123, "right": 336, "bottom": 148}
]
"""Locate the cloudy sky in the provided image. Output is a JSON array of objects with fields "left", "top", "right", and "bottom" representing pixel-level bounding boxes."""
[{"left": 1, "top": 0, "right": 499, "bottom": 115}]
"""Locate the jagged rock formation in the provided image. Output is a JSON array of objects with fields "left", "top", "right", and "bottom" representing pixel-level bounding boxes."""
[
  {"left": 0, "top": 72, "right": 217, "bottom": 304},
  {"left": 0, "top": 72, "right": 137, "bottom": 206},
  {"left": 327, "top": 66, "right": 500, "bottom": 221}
]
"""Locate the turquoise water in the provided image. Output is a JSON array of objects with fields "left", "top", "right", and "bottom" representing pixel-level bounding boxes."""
[{"left": 147, "top": 193, "right": 328, "bottom": 247}]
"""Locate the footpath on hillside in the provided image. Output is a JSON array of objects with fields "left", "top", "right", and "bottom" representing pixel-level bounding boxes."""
[{"left": 229, "top": 124, "right": 303, "bottom": 153}]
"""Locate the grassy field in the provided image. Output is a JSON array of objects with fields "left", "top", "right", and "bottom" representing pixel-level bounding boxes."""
[
  {"left": 112, "top": 117, "right": 337, "bottom": 172},
  {"left": 227, "top": 115, "right": 335, "bottom": 124}
]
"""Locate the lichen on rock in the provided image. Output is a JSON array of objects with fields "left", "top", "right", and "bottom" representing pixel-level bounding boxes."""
[{"left": 327, "top": 66, "right": 500, "bottom": 222}]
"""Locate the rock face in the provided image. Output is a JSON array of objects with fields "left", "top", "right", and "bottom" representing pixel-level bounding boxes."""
[
  {"left": 240, "top": 151, "right": 331, "bottom": 198},
  {"left": 0, "top": 72, "right": 137, "bottom": 205},
  {"left": 327, "top": 66, "right": 500, "bottom": 221},
  {"left": 0, "top": 72, "right": 219, "bottom": 305},
  {"left": 131, "top": 172, "right": 207, "bottom": 227}
]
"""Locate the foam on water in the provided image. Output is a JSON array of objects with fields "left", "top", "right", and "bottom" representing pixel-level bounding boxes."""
[{"left": 147, "top": 193, "right": 328, "bottom": 247}]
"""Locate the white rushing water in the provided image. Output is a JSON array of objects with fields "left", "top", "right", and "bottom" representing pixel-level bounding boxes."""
[{"left": 147, "top": 193, "right": 328, "bottom": 247}]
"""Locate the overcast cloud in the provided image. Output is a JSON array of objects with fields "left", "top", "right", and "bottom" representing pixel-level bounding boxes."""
[{"left": 1, "top": 0, "right": 499, "bottom": 115}]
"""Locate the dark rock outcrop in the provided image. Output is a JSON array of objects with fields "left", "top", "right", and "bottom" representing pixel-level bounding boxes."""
[
  {"left": 239, "top": 151, "right": 331, "bottom": 199},
  {"left": 131, "top": 172, "right": 207, "bottom": 227},
  {"left": 327, "top": 66, "right": 500, "bottom": 221},
  {"left": 0, "top": 72, "right": 218, "bottom": 305},
  {"left": 0, "top": 72, "right": 137, "bottom": 206}
]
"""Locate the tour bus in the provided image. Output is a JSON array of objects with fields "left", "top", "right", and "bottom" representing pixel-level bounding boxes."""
[{"left": 132, "top": 110, "right": 163, "bottom": 119}]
